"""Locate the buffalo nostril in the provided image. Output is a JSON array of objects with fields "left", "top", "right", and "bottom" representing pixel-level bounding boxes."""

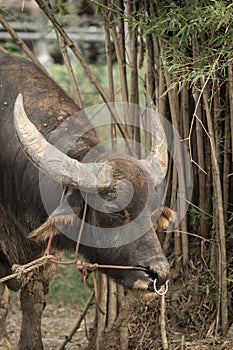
[{"left": 147, "top": 264, "right": 169, "bottom": 289}]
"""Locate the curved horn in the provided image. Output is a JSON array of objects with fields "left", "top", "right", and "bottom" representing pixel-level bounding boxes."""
[
  {"left": 14, "top": 94, "right": 113, "bottom": 192},
  {"left": 139, "top": 110, "right": 168, "bottom": 186}
]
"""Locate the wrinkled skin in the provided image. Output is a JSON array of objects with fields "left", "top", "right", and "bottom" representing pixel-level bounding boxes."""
[{"left": 0, "top": 53, "right": 172, "bottom": 350}]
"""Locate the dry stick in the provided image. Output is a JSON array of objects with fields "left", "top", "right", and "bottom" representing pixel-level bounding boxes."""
[
  {"left": 104, "top": 7, "right": 118, "bottom": 332},
  {"left": 0, "top": 44, "right": 8, "bottom": 53},
  {"left": 96, "top": 273, "right": 108, "bottom": 350},
  {"left": 154, "top": 40, "right": 167, "bottom": 117},
  {"left": 0, "top": 15, "right": 48, "bottom": 76},
  {"left": 90, "top": 0, "right": 120, "bottom": 14},
  {"left": 223, "top": 99, "right": 230, "bottom": 221},
  {"left": 105, "top": 19, "right": 114, "bottom": 103},
  {"left": 180, "top": 87, "right": 189, "bottom": 265},
  {"left": 128, "top": 2, "right": 139, "bottom": 106},
  {"left": 202, "top": 80, "right": 228, "bottom": 336},
  {"left": 118, "top": 283, "right": 128, "bottom": 350},
  {"left": 107, "top": 279, "right": 117, "bottom": 328},
  {"left": 153, "top": 39, "right": 160, "bottom": 107},
  {"left": 144, "top": 33, "right": 155, "bottom": 152},
  {"left": 127, "top": 1, "right": 140, "bottom": 157},
  {"left": 146, "top": 33, "right": 155, "bottom": 103},
  {"left": 103, "top": 12, "right": 118, "bottom": 333},
  {"left": 116, "top": 0, "right": 129, "bottom": 104},
  {"left": 162, "top": 162, "right": 174, "bottom": 255},
  {"left": 57, "top": 292, "right": 94, "bottom": 350},
  {"left": 165, "top": 73, "right": 189, "bottom": 266},
  {"left": 110, "top": 20, "right": 131, "bottom": 140},
  {"left": 160, "top": 295, "right": 168, "bottom": 350},
  {"left": 194, "top": 92, "right": 207, "bottom": 236},
  {"left": 120, "top": 325, "right": 129, "bottom": 350},
  {"left": 186, "top": 38, "right": 209, "bottom": 174},
  {"left": 164, "top": 74, "right": 182, "bottom": 270},
  {"left": 228, "top": 64, "right": 233, "bottom": 162},
  {"left": 108, "top": 4, "right": 131, "bottom": 146},
  {"left": 213, "top": 86, "right": 222, "bottom": 162},
  {"left": 111, "top": 23, "right": 128, "bottom": 104},
  {"left": 56, "top": 31, "right": 84, "bottom": 108},
  {"left": 35, "top": 0, "right": 134, "bottom": 156},
  {"left": 192, "top": 40, "right": 209, "bottom": 238},
  {"left": 155, "top": 38, "right": 173, "bottom": 254},
  {"left": 104, "top": 12, "right": 117, "bottom": 152}
]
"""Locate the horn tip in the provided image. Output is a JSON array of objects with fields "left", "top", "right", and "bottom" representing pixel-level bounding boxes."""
[{"left": 15, "top": 93, "right": 23, "bottom": 104}]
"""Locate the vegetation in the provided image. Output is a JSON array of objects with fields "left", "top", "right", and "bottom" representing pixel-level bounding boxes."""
[
  {"left": 1, "top": 0, "right": 233, "bottom": 348},
  {"left": 47, "top": 254, "right": 92, "bottom": 306}
]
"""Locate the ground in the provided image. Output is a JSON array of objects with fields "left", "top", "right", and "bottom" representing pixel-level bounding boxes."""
[
  {"left": 5, "top": 256, "right": 233, "bottom": 350},
  {"left": 7, "top": 291, "right": 95, "bottom": 350},
  {"left": 7, "top": 291, "right": 233, "bottom": 350}
]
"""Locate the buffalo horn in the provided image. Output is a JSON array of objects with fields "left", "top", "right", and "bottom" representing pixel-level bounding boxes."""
[{"left": 14, "top": 94, "right": 113, "bottom": 192}]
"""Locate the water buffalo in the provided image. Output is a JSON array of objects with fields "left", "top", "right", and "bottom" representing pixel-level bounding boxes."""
[{"left": 0, "top": 52, "right": 174, "bottom": 350}]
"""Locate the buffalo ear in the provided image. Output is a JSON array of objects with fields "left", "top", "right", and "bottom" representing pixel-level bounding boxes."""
[{"left": 152, "top": 207, "right": 176, "bottom": 231}]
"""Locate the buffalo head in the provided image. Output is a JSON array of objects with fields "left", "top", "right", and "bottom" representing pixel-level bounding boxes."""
[{"left": 14, "top": 94, "right": 174, "bottom": 298}]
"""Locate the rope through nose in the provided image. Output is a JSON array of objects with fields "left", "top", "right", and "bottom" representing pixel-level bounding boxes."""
[{"left": 153, "top": 279, "right": 169, "bottom": 296}]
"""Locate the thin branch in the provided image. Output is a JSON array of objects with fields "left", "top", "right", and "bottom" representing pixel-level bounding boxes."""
[
  {"left": 56, "top": 31, "right": 84, "bottom": 108},
  {"left": 57, "top": 292, "right": 94, "bottom": 350},
  {"left": 34, "top": 0, "right": 135, "bottom": 156},
  {"left": 110, "top": 17, "right": 129, "bottom": 104},
  {"left": 0, "top": 43, "right": 8, "bottom": 53}
]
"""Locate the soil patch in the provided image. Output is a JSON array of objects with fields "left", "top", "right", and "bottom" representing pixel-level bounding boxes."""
[
  {"left": 6, "top": 288, "right": 233, "bottom": 350},
  {"left": 7, "top": 291, "right": 95, "bottom": 350}
]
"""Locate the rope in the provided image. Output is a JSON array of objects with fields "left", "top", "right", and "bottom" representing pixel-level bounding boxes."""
[
  {"left": 0, "top": 255, "right": 54, "bottom": 284},
  {"left": 0, "top": 194, "right": 169, "bottom": 300}
]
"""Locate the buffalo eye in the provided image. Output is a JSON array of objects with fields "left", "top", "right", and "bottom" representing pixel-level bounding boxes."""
[{"left": 104, "top": 204, "right": 125, "bottom": 218}]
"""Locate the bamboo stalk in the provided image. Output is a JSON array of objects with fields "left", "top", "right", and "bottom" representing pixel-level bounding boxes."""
[
  {"left": 127, "top": 1, "right": 140, "bottom": 157},
  {"left": 180, "top": 87, "right": 189, "bottom": 265},
  {"left": 56, "top": 32, "right": 83, "bottom": 108},
  {"left": 202, "top": 80, "right": 228, "bottom": 335},
  {"left": 223, "top": 104, "right": 230, "bottom": 221},
  {"left": 110, "top": 11, "right": 128, "bottom": 105},
  {"left": 228, "top": 64, "right": 233, "bottom": 161},
  {"left": 104, "top": 14, "right": 115, "bottom": 104},
  {"left": 96, "top": 272, "right": 108, "bottom": 350},
  {"left": 34, "top": 0, "right": 135, "bottom": 154},
  {"left": 194, "top": 92, "right": 207, "bottom": 236},
  {"left": 117, "top": 284, "right": 128, "bottom": 350},
  {"left": 117, "top": 0, "right": 128, "bottom": 103},
  {"left": 128, "top": 8, "right": 139, "bottom": 105},
  {"left": 107, "top": 279, "right": 117, "bottom": 328},
  {"left": 165, "top": 74, "right": 182, "bottom": 269},
  {"left": 143, "top": 33, "right": 156, "bottom": 158},
  {"left": 110, "top": 16, "right": 131, "bottom": 145},
  {"left": 146, "top": 33, "right": 155, "bottom": 103},
  {"left": 104, "top": 11, "right": 117, "bottom": 152},
  {"left": 158, "top": 59, "right": 167, "bottom": 118},
  {"left": 213, "top": 86, "right": 222, "bottom": 163}
]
